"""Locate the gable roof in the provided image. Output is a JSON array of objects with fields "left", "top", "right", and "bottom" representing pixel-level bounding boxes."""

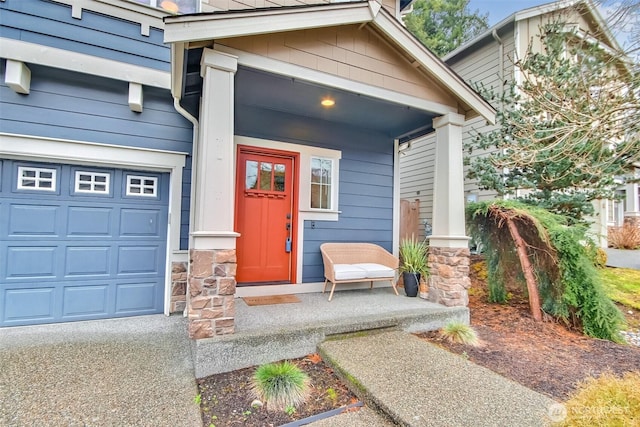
[
  {"left": 163, "top": 1, "right": 495, "bottom": 124},
  {"left": 444, "top": 0, "right": 621, "bottom": 62}
]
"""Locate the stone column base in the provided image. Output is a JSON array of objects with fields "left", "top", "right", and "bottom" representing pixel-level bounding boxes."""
[
  {"left": 188, "top": 249, "right": 237, "bottom": 339},
  {"left": 170, "top": 261, "right": 187, "bottom": 313},
  {"left": 428, "top": 247, "right": 470, "bottom": 307}
]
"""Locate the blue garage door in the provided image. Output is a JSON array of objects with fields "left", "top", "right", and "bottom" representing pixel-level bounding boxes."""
[{"left": 0, "top": 159, "right": 169, "bottom": 327}]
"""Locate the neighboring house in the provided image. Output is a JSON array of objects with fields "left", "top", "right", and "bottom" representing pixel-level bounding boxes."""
[
  {"left": 399, "top": 0, "right": 640, "bottom": 246},
  {"left": 0, "top": 0, "right": 494, "bottom": 337}
]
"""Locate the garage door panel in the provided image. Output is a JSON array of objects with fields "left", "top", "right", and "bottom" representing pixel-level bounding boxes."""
[
  {"left": 8, "top": 204, "right": 59, "bottom": 236},
  {"left": 1, "top": 160, "right": 169, "bottom": 327},
  {"left": 67, "top": 207, "right": 112, "bottom": 236},
  {"left": 120, "top": 209, "right": 162, "bottom": 237},
  {"left": 65, "top": 246, "right": 110, "bottom": 276},
  {"left": 117, "top": 246, "right": 160, "bottom": 275},
  {"left": 116, "top": 282, "right": 158, "bottom": 313},
  {"left": 6, "top": 246, "right": 57, "bottom": 278},
  {"left": 3, "top": 287, "right": 55, "bottom": 322},
  {"left": 62, "top": 284, "right": 109, "bottom": 317}
]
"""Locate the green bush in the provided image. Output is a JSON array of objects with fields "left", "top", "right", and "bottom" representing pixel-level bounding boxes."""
[
  {"left": 467, "top": 200, "right": 624, "bottom": 342},
  {"left": 251, "top": 361, "right": 310, "bottom": 412}
]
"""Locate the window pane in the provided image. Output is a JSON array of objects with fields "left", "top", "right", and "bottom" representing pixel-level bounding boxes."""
[
  {"left": 259, "top": 162, "right": 272, "bottom": 191},
  {"left": 22, "top": 179, "right": 36, "bottom": 187},
  {"left": 274, "top": 164, "right": 285, "bottom": 192},
  {"left": 23, "top": 170, "right": 36, "bottom": 178},
  {"left": 245, "top": 160, "right": 258, "bottom": 190},
  {"left": 321, "top": 185, "right": 331, "bottom": 210},
  {"left": 40, "top": 171, "right": 53, "bottom": 179},
  {"left": 321, "top": 159, "right": 332, "bottom": 184},
  {"left": 311, "top": 158, "right": 321, "bottom": 183},
  {"left": 40, "top": 181, "right": 52, "bottom": 188},
  {"left": 311, "top": 183, "right": 321, "bottom": 209}
]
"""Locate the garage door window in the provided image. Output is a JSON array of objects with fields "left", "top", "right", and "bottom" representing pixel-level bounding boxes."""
[
  {"left": 126, "top": 175, "right": 158, "bottom": 197},
  {"left": 17, "top": 166, "right": 57, "bottom": 191},
  {"left": 75, "top": 171, "right": 110, "bottom": 194}
]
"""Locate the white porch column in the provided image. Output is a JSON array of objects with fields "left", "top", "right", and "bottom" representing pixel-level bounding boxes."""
[
  {"left": 188, "top": 49, "right": 239, "bottom": 339},
  {"left": 427, "top": 112, "right": 471, "bottom": 308},
  {"left": 429, "top": 112, "right": 469, "bottom": 248}
]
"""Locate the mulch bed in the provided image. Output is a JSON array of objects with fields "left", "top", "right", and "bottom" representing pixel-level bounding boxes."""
[
  {"left": 196, "top": 354, "right": 358, "bottom": 427},
  {"left": 417, "top": 257, "right": 640, "bottom": 400}
]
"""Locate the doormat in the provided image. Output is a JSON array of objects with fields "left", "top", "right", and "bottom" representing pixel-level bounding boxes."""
[{"left": 242, "top": 294, "right": 301, "bottom": 306}]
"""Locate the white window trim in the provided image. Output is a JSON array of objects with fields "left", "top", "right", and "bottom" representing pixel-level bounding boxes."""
[
  {"left": 126, "top": 175, "right": 159, "bottom": 197},
  {"left": 309, "top": 156, "right": 336, "bottom": 211},
  {"left": 75, "top": 170, "right": 111, "bottom": 194},
  {"left": 17, "top": 166, "right": 57, "bottom": 191}
]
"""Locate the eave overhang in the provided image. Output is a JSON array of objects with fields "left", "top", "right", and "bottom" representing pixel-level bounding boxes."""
[{"left": 164, "top": 1, "right": 496, "bottom": 125}]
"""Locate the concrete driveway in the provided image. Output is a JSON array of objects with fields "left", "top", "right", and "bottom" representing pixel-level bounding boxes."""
[
  {"left": 0, "top": 314, "right": 201, "bottom": 427},
  {"left": 605, "top": 248, "right": 640, "bottom": 270}
]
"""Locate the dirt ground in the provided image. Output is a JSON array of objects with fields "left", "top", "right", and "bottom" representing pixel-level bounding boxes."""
[
  {"left": 196, "top": 258, "right": 640, "bottom": 425},
  {"left": 417, "top": 257, "right": 640, "bottom": 400},
  {"left": 196, "top": 354, "right": 358, "bottom": 427}
]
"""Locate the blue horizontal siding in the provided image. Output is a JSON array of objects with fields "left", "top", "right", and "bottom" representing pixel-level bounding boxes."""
[
  {"left": 0, "top": 62, "right": 193, "bottom": 249},
  {"left": 236, "top": 107, "right": 395, "bottom": 283},
  {"left": 0, "top": 0, "right": 169, "bottom": 71}
]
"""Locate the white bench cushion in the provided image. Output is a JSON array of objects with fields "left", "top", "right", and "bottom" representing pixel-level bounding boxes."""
[
  {"left": 353, "top": 263, "right": 396, "bottom": 279},
  {"left": 333, "top": 264, "right": 368, "bottom": 281}
]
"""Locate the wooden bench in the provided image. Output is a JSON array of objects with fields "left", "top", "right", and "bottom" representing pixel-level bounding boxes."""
[{"left": 320, "top": 243, "right": 399, "bottom": 301}]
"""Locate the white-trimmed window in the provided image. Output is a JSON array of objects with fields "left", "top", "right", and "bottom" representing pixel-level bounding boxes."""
[
  {"left": 75, "top": 171, "right": 110, "bottom": 194},
  {"left": 17, "top": 166, "right": 56, "bottom": 191},
  {"left": 310, "top": 157, "right": 334, "bottom": 210},
  {"left": 126, "top": 175, "right": 158, "bottom": 197}
]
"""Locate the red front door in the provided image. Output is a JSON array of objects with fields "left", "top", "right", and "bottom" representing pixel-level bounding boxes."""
[{"left": 235, "top": 147, "right": 297, "bottom": 284}]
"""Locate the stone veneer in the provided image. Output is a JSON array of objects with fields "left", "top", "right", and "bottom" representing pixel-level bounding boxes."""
[
  {"left": 170, "top": 261, "right": 188, "bottom": 313},
  {"left": 427, "top": 247, "right": 470, "bottom": 307},
  {"left": 187, "top": 249, "right": 237, "bottom": 339}
]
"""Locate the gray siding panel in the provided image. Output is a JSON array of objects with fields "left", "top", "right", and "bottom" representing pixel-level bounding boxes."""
[
  {"left": 236, "top": 107, "right": 394, "bottom": 282},
  {"left": 0, "top": 0, "right": 169, "bottom": 71}
]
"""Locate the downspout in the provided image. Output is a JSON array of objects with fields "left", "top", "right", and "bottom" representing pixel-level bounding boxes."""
[
  {"left": 172, "top": 97, "right": 198, "bottom": 317},
  {"left": 173, "top": 97, "right": 199, "bottom": 252}
]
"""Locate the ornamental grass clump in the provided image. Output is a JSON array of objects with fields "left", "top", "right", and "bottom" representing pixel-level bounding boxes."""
[
  {"left": 440, "top": 321, "right": 480, "bottom": 346},
  {"left": 558, "top": 371, "right": 640, "bottom": 426},
  {"left": 251, "top": 361, "right": 310, "bottom": 412}
]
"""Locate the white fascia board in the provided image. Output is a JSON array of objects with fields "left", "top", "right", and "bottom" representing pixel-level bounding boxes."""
[
  {"left": 52, "top": 0, "right": 167, "bottom": 35},
  {"left": 214, "top": 44, "right": 455, "bottom": 116},
  {"left": 372, "top": 14, "right": 496, "bottom": 124},
  {"left": 163, "top": 2, "right": 375, "bottom": 43},
  {"left": 0, "top": 38, "right": 170, "bottom": 89}
]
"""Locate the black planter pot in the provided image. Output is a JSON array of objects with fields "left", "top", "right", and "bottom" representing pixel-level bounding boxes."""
[{"left": 402, "top": 272, "right": 420, "bottom": 297}]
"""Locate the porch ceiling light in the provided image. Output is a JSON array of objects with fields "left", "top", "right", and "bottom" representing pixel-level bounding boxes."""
[{"left": 321, "top": 98, "right": 335, "bottom": 108}]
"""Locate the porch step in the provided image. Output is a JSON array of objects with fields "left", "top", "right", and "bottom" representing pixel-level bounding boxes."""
[
  {"left": 191, "top": 289, "right": 468, "bottom": 378},
  {"left": 316, "top": 330, "right": 557, "bottom": 427}
]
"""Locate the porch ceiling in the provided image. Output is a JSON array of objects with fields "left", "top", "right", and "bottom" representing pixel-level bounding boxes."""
[
  {"left": 182, "top": 48, "right": 435, "bottom": 141},
  {"left": 235, "top": 67, "right": 435, "bottom": 139}
]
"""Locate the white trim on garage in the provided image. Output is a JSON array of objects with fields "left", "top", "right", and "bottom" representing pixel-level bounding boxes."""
[
  {"left": 0, "top": 132, "right": 187, "bottom": 315},
  {"left": 0, "top": 38, "right": 171, "bottom": 89}
]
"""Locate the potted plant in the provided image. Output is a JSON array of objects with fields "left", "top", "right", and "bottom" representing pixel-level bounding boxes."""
[{"left": 399, "top": 237, "right": 429, "bottom": 297}]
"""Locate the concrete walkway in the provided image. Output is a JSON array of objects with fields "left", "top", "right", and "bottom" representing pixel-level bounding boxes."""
[
  {"left": 605, "top": 248, "right": 640, "bottom": 270},
  {"left": 316, "top": 330, "right": 557, "bottom": 427},
  {"left": 0, "top": 315, "right": 201, "bottom": 427}
]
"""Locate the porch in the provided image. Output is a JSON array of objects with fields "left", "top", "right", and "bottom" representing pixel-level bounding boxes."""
[{"left": 191, "top": 288, "right": 468, "bottom": 378}]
